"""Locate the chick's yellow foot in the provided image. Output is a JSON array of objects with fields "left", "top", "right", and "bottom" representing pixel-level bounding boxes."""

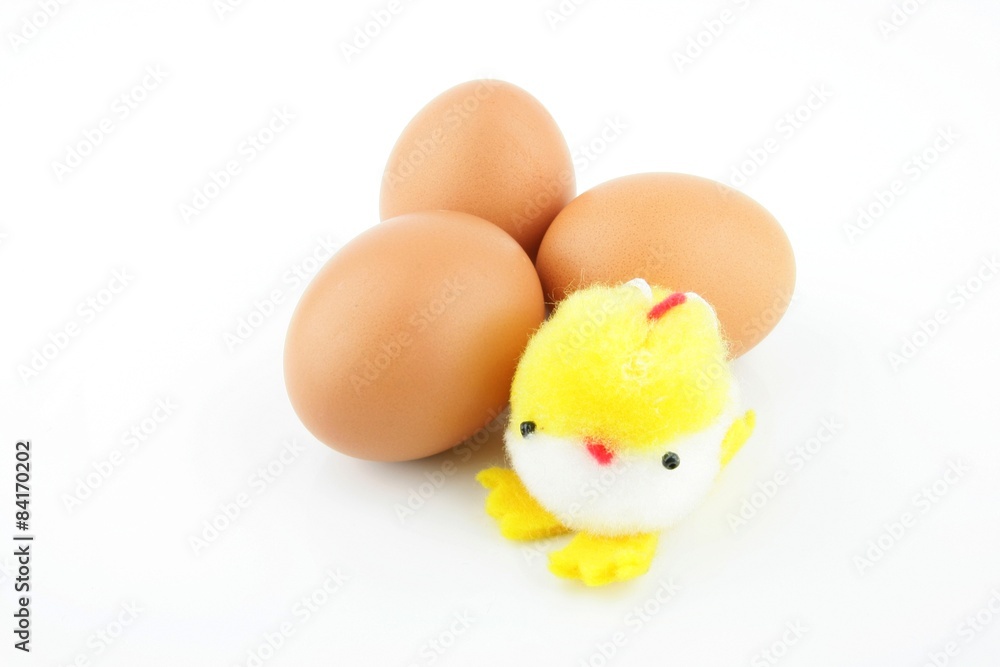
[
  {"left": 549, "top": 532, "right": 658, "bottom": 586},
  {"left": 476, "top": 468, "right": 571, "bottom": 541}
]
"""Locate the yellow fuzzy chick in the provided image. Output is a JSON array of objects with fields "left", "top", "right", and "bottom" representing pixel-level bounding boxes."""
[{"left": 477, "top": 279, "right": 755, "bottom": 586}]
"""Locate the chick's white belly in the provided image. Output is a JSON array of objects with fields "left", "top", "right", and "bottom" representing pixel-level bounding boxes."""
[{"left": 505, "top": 414, "right": 733, "bottom": 535}]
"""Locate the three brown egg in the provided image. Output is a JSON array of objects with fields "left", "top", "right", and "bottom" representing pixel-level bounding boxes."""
[{"left": 284, "top": 79, "right": 796, "bottom": 461}]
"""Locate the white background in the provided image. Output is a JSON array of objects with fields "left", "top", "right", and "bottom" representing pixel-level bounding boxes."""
[{"left": 2, "top": 1, "right": 999, "bottom": 665}]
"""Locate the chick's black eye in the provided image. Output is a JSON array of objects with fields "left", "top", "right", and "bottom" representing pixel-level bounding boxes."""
[
  {"left": 662, "top": 452, "right": 680, "bottom": 470},
  {"left": 520, "top": 421, "right": 536, "bottom": 438}
]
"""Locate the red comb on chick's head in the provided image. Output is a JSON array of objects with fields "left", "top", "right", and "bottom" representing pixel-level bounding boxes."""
[{"left": 648, "top": 292, "right": 687, "bottom": 320}]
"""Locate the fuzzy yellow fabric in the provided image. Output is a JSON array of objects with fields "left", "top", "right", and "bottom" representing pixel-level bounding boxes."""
[
  {"left": 721, "top": 410, "right": 756, "bottom": 467},
  {"left": 476, "top": 468, "right": 571, "bottom": 541},
  {"left": 549, "top": 532, "right": 659, "bottom": 586},
  {"left": 510, "top": 283, "right": 731, "bottom": 452}
]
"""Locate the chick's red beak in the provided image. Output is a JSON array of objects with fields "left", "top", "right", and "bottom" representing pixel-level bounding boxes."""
[{"left": 585, "top": 438, "right": 615, "bottom": 466}]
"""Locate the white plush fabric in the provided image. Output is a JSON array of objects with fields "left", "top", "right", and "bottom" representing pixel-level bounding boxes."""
[
  {"left": 506, "top": 387, "right": 741, "bottom": 535},
  {"left": 624, "top": 277, "right": 654, "bottom": 302}
]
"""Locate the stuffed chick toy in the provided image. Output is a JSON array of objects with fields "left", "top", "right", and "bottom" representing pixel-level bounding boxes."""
[{"left": 477, "top": 279, "right": 755, "bottom": 586}]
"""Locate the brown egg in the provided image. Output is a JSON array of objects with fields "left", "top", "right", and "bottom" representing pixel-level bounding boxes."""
[
  {"left": 284, "top": 211, "right": 544, "bottom": 462},
  {"left": 536, "top": 173, "right": 795, "bottom": 357},
  {"left": 380, "top": 79, "right": 575, "bottom": 260}
]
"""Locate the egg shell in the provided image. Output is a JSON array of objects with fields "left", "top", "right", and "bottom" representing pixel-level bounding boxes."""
[
  {"left": 380, "top": 79, "right": 575, "bottom": 260},
  {"left": 536, "top": 173, "right": 795, "bottom": 357},
  {"left": 284, "top": 210, "right": 545, "bottom": 462}
]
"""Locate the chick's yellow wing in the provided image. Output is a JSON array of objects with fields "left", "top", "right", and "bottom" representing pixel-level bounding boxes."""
[
  {"left": 721, "top": 410, "right": 756, "bottom": 467},
  {"left": 477, "top": 468, "right": 570, "bottom": 541}
]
